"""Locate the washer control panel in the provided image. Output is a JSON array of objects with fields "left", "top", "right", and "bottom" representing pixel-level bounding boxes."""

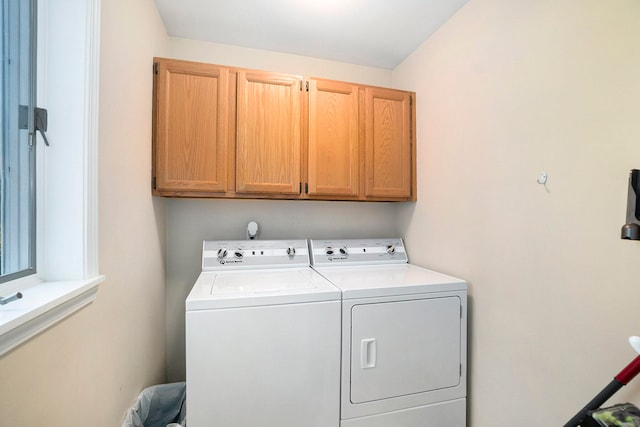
[
  {"left": 309, "top": 238, "right": 408, "bottom": 266},
  {"left": 202, "top": 239, "right": 309, "bottom": 270}
]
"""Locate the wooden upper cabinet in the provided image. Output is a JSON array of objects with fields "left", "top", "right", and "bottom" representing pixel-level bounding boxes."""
[
  {"left": 236, "top": 70, "right": 303, "bottom": 194},
  {"left": 307, "top": 79, "right": 359, "bottom": 198},
  {"left": 151, "top": 58, "right": 416, "bottom": 201},
  {"left": 153, "top": 59, "right": 229, "bottom": 193},
  {"left": 363, "top": 87, "right": 413, "bottom": 199}
]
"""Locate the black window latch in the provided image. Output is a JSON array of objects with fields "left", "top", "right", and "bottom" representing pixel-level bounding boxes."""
[{"left": 35, "top": 107, "right": 50, "bottom": 146}]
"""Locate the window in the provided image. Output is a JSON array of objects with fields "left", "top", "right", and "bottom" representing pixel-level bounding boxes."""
[
  {"left": 0, "top": 0, "right": 37, "bottom": 282},
  {"left": 0, "top": 0, "right": 103, "bottom": 356}
]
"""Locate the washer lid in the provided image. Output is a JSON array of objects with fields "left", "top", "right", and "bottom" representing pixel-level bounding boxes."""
[
  {"left": 312, "top": 264, "right": 466, "bottom": 299},
  {"left": 186, "top": 267, "right": 340, "bottom": 310}
]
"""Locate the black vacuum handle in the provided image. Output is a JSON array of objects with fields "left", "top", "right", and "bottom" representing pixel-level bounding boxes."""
[{"left": 563, "top": 353, "right": 640, "bottom": 427}]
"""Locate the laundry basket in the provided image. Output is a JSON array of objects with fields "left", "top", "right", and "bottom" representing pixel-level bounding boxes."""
[{"left": 121, "top": 382, "right": 186, "bottom": 427}]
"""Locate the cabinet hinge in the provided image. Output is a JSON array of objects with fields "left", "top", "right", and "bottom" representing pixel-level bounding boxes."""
[
  {"left": 153, "top": 177, "right": 157, "bottom": 189},
  {"left": 305, "top": 81, "right": 309, "bottom": 92},
  {"left": 305, "top": 183, "right": 309, "bottom": 194},
  {"left": 299, "top": 182, "right": 302, "bottom": 194},
  {"left": 154, "top": 62, "right": 159, "bottom": 75},
  {"left": 300, "top": 81, "right": 303, "bottom": 91}
]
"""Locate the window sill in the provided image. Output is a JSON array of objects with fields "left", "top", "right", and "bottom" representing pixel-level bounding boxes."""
[{"left": 0, "top": 276, "right": 105, "bottom": 357}]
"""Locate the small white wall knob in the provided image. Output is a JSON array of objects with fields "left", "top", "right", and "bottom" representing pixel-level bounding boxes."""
[{"left": 247, "top": 221, "right": 259, "bottom": 239}]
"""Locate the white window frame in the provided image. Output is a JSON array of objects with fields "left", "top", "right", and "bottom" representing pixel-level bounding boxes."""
[
  {"left": 0, "top": 0, "right": 104, "bottom": 356},
  {"left": 0, "top": 0, "right": 37, "bottom": 283}
]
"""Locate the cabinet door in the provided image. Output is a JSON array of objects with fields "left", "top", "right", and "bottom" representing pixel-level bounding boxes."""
[
  {"left": 236, "top": 71, "right": 302, "bottom": 194},
  {"left": 307, "top": 79, "right": 359, "bottom": 197},
  {"left": 363, "top": 87, "right": 412, "bottom": 199},
  {"left": 154, "top": 59, "right": 229, "bottom": 193}
]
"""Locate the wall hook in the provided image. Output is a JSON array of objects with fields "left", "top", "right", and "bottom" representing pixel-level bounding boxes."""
[
  {"left": 536, "top": 172, "right": 547, "bottom": 185},
  {"left": 537, "top": 172, "right": 549, "bottom": 192}
]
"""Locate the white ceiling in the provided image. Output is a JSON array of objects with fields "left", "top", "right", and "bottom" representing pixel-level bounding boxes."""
[{"left": 153, "top": 0, "right": 469, "bottom": 69}]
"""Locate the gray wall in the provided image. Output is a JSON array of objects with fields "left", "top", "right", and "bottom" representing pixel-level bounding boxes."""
[{"left": 166, "top": 199, "right": 398, "bottom": 380}]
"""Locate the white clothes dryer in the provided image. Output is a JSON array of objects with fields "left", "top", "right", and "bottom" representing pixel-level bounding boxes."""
[
  {"left": 310, "top": 238, "right": 468, "bottom": 427},
  {"left": 186, "top": 239, "right": 341, "bottom": 427}
]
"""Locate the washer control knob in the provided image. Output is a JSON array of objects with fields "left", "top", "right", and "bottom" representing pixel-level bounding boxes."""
[
  {"left": 386, "top": 244, "right": 396, "bottom": 255},
  {"left": 234, "top": 249, "right": 244, "bottom": 259},
  {"left": 339, "top": 246, "right": 348, "bottom": 256},
  {"left": 286, "top": 246, "right": 296, "bottom": 257},
  {"left": 217, "top": 248, "right": 228, "bottom": 258},
  {"left": 325, "top": 247, "right": 334, "bottom": 256}
]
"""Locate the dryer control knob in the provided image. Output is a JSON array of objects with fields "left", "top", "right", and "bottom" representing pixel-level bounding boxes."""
[
  {"left": 386, "top": 244, "right": 396, "bottom": 255},
  {"left": 286, "top": 246, "right": 296, "bottom": 257},
  {"left": 234, "top": 250, "right": 244, "bottom": 259},
  {"left": 325, "top": 247, "right": 334, "bottom": 256},
  {"left": 217, "top": 248, "right": 228, "bottom": 258},
  {"left": 339, "top": 246, "right": 348, "bottom": 256}
]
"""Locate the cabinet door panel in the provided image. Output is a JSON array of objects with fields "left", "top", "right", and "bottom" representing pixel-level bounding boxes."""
[
  {"left": 308, "top": 79, "right": 359, "bottom": 197},
  {"left": 236, "top": 71, "right": 302, "bottom": 194},
  {"left": 364, "top": 87, "right": 412, "bottom": 199},
  {"left": 154, "top": 60, "right": 229, "bottom": 192}
]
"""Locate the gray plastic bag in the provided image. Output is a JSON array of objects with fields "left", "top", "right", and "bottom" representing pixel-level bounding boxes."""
[{"left": 122, "top": 382, "right": 186, "bottom": 427}]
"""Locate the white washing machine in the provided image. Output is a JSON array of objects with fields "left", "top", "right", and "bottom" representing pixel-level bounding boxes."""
[
  {"left": 186, "top": 239, "right": 341, "bottom": 427},
  {"left": 310, "top": 238, "right": 468, "bottom": 427}
]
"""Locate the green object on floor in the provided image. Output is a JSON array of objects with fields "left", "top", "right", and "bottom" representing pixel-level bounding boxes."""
[{"left": 586, "top": 403, "right": 640, "bottom": 427}]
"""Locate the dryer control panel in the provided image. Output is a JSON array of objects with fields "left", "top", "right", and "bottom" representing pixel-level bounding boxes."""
[
  {"left": 202, "top": 239, "right": 310, "bottom": 270},
  {"left": 310, "top": 238, "right": 408, "bottom": 266}
]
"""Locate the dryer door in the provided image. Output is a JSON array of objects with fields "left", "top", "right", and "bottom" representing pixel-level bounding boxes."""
[{"left": 350, "top": 296, "right": 462, "bottom": 403}]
